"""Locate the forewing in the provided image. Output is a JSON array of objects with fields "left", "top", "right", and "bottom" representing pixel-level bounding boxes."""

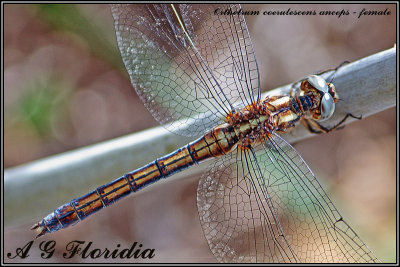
[
  {"left": 197, "top": 133, "right": 379, "bottom": 263},
  {"left": 111, "top": 4, "right": 260, "bottom": 136}
]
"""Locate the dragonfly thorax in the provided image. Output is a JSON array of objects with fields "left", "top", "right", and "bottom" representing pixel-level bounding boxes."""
[{"left": 226, "top": 102, "right": 275, "bottom": 149}]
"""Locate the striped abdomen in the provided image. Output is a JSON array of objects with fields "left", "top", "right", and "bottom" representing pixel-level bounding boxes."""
[{"left": 32, "top": 124, "right": 238, "bottom": 238}]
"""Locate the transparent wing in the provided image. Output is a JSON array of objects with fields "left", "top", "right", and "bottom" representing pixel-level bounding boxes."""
[
  {"left": 197, "top": 132, "right": 379, "bottom": 263},
  {"left": 111, "top": 4, "right": 260, "bottom": 136}
]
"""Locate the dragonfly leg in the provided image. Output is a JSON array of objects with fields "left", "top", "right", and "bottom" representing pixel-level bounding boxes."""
[
  {"left": 302, "top": 113, "right": 362, "bottom": 134},
  {"left": 313, "top": 60, "right": 350, "bottom": 81}
]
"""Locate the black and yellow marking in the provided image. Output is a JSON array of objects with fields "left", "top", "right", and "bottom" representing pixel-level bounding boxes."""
[{"left": 33, "top": 123, "right": 241, "bottom": 236}]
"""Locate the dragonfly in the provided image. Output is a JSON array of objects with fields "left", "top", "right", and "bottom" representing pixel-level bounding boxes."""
[{"left": 32, "top": 4, "right": 379, "bottom": 263}]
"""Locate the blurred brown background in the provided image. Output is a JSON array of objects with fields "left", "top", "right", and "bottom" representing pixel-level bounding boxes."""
[{"left": 4, "top": 4, "right": 396, "bottom": 263}]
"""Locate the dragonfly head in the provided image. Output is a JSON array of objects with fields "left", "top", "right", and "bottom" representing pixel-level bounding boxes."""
[{"left": 306, "top": 75, "right": 339, "bottom": 121}]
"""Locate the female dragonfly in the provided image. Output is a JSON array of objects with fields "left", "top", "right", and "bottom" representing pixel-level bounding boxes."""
[{"left": 32, "top": 4, "right": 379, "bottom": 263}]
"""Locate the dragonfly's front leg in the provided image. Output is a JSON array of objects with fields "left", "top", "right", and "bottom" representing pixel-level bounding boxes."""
[
  {"left": 302, "top": 113, "right": 362, "bottom": 134},
  {"left": 312, "top": 60, "right": 350, "bottom": 81}
]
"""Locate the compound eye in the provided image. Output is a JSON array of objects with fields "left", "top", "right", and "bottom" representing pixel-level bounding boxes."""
[
  {"left": 307, "top": 75, "right": 329, "bottom": 93},
  {"left": 320, "top": 93, "right": 335, "bottom": 121}
]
